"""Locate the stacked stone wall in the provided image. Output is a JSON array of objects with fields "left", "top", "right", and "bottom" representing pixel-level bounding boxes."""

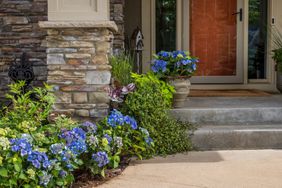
[{"left": 0, "top": 0, "right": 48, "bottom": 103}]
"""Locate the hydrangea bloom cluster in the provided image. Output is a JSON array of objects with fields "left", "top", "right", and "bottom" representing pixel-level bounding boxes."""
[
  {"left": 151, "top": 59, "right": 167, "bottom": 73},
  {"left": 39, "top": 171, "right": 52, "bottom": 186},
  {"left": 103, "top": 134, "right": 112, "bottom": 144},
  {"left": 60, "top": 127, "right": 87, "bottom": 155},
  {"left": 107, "top": 110, "right": 138, "bottom": 130},
  {"left": 124, "top": 115, "right": 138, "bottom": 130},
  {"left": 0, "top": 137, "right": 10, "bottom": 150},
  {"left": 92, "top": 152, "right": 109, "bottom": 167},
  {"left": 10, "top": 138, "right": 32, "bottom": 156},
  {"left": 140, "top": 127, "right": 153, "bottom": 146},
  {"left": 151, "top": 50, "right": 198, "bottom": 78},
  {"left": 82, "top": 121, "right": 97, "bottom": 133},
  {"left": 87, "top": 135, "right": 99, "bottom": 147},
  {"left": 114, "top": 137, "right": 123, "bottom": 148},
  {"left": 27, "top": 151, "right": 50, "bottom": 169},
  {"left": 50, "top": 143, "right": 65, "bottom": 155},
  {"left": 107, "top": 110, "right": 124, "bottom": 127}
]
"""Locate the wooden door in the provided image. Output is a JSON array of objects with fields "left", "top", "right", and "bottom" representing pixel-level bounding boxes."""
[{"left": 190, "top": 0, "right": 241, "bottom": 82}]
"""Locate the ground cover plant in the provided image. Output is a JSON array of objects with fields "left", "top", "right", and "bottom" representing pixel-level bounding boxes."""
[{"left": 0, "top": 82, "right": 153, "bottom": 187}]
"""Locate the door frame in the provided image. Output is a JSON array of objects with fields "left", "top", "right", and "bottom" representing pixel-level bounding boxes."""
[{"left": 141, "top": 0, "right": 277, "bottom": 90}]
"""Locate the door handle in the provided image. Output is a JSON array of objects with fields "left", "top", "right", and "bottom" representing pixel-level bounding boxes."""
[{"left": 232, "top": 8, "right": 243, "bottom": 22}]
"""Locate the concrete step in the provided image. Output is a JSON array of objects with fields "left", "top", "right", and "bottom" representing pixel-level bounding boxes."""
[
  {"left": 171, "top": 96, "right": 282, "bottom": 125},
  {"left": 192, "top": 125, "right": 282, "bottom": 150},
  {"left": 171, "top": 107, "right": 282, "bottom": 125}
]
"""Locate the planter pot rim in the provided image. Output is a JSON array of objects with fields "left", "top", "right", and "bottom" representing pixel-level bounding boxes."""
[{"left": 165, "top": 76, "right": 191, "bottom": 80}]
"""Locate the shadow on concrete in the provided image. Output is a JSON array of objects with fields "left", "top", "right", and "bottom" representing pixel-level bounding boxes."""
[{"left": 132, "top": 151, "right": 224, "bottom": 165}]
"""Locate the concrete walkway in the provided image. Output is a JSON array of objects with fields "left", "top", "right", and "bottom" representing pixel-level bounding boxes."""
[{"left": 100, "top": 150, "right": 282, "bottom": 188}]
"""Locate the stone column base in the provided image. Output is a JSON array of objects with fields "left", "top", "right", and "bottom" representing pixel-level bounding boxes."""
[{"left": 39, "top": 21, "right": 118, "bottom": 120}]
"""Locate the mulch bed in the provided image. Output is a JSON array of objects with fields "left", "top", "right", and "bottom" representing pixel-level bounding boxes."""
[{"left": 72, "top": 161, "right": 129, "bottom": 188}]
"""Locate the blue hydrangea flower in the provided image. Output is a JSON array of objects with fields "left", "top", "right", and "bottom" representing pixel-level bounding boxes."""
[
  {"left": 59, "top": 170, "right": 67, "bottom": 178},
  {"left": 172, "top": 50, "right": 187, "bottom": 58},
  {"left": 192, "top": 63, "right": 197, "bottom": 71},
  {"left": 60, "top": 127, "right": 87, "bottom": 155},
  {"left": 103, "top": 134, "right": 112, "bottom": 144},
  {"left": 181, "top": 59, "right": 192, "bottom": 65},
  {"left": 124, "top": 115, "right": 138, "bottom": 130},
  {"left": 151, "top": 60, "right": 167, "bottom": 73},
  {"left": 10, "top": 138, "right": 32, "bottom": 157},
  {"left": 27, "top": 151, "right": 50, "bottom": 169},
  {"left": 68, "top": 141, "right": 87, "bottom": 155},
  {"left": 39, "top": 171, "right": 52, "bottom": 187},
  {"left": 107, "top": 110, "right": 124, "bottom": 127},
  {"left": 50, "top": 143, "right": 65, "bottom": 155},
  {"left": 82, "top": 121, "right": 97, "bottom": 133},
  {"left": 61, "top": 150, "right": 72, "bottom": 162},
  {"left": 157, "top": 51, "right": 171, "bottom": 58},
  {"left": 92, "top": 152, "right": 109, "bottom": 167},
  {"left": 145, "top": 137, "right": 154, "bottom": 145},
  {"left": 60, "top": 127, "right": 86, "bottom": 145},
  {"left": 139, "top": 127, "right": 150, "bottom": 137}
]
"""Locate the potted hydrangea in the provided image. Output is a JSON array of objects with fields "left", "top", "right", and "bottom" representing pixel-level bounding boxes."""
[{"left": 151, "top": 50, "right": 198, "bottom": 108}]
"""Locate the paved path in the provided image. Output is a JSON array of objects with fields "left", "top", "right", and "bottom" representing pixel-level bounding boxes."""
[{"left": 100, "top": 150, "right": 282, "bottom": 188}]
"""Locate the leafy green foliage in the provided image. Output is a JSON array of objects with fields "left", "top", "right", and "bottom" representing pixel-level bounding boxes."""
[
  {"left": 0, "top": 82, "right": 154, "bottom": 187},
  {"left": 273, "top": 48, "right": 282, "bottom": 72},
  {"left": 271, "top": 27, "right": 282, "bottom": 72},
  {"left": 110, "top": 54, "right": 134, "bottom": 85},
  {"left": 123, "top": 73, "right": 194, "bottom": 155}
]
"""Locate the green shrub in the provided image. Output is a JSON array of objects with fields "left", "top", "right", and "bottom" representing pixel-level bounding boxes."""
[
  {"left": 123, "top": 73, "right": 194, "bottom": 155},
  {"left": 110, "top": 54, "right": 133, "bottom": 85}
]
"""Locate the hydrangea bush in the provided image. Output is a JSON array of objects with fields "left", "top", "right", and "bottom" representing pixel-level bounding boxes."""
[
  {"left": 0, "top": 82, "right": 154, "bottom": 187},
  {"left": 151, "top": 50, "right": 199, "bottom": 78}
]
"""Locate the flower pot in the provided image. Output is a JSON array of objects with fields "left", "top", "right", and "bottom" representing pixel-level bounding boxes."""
[{"left": 168, "top": 77, "right": 191, "bottom": 108}]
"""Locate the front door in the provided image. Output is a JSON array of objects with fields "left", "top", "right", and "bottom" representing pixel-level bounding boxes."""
[{"left": 190, "top": 0, "right": 244, "bottom": 83}]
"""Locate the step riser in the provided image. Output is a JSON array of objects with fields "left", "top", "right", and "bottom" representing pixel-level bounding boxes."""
[
  {"left": 171, "top": 108, "right": 282, "bottom": 125},
  {"left": 193, "top": 129, "right": 282, "bottom": 150}
]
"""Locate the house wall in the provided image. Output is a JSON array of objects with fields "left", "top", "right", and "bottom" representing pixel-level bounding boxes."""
[
  {"left": 0, "top": 0, "right": 48, "bottom": 104},
  {"left": 0, "top": 0, "right": 125, "bottom": 104}
]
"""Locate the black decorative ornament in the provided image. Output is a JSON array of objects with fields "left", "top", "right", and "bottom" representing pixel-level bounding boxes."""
[{"left": 8, "top": 52, "right": 34, "bottom": 85}]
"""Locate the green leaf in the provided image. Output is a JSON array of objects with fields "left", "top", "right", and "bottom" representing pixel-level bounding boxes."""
[
  {"left": 0, "top": 168, "right": 8, "bottom": 177},
  {"left": 14, "top": 163, "right": 21, "bottom": 172},
  {"left": 19, "top": 172, "right": 27, "bottom": 180}
]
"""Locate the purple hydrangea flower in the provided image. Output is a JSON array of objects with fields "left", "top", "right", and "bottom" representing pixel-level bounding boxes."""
[
  {"left": 50, "top": 143, "right": 65, "bottom": 155},
  {"left": 82, "top": 121, "right": 97, "bottom": 133},
  {"left": 92, "top": 152, "right": 109, "bottom": 167}
]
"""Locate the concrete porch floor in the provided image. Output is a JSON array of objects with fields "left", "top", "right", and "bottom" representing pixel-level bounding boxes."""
[
  {"left": 182, "top": 95, "right": 282, "bottom": 109},
  {"left": 100, "top": 150, "right": 282, "bottom": 188}
]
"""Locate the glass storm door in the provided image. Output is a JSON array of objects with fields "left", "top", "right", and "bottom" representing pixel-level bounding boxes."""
[{"left": 190, "top": 0, "right": 244, "bottom": 83}]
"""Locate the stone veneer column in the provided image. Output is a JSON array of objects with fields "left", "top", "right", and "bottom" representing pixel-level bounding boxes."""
[{"left": 39, "top": 21, "right": 118, "bottom": 120}]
